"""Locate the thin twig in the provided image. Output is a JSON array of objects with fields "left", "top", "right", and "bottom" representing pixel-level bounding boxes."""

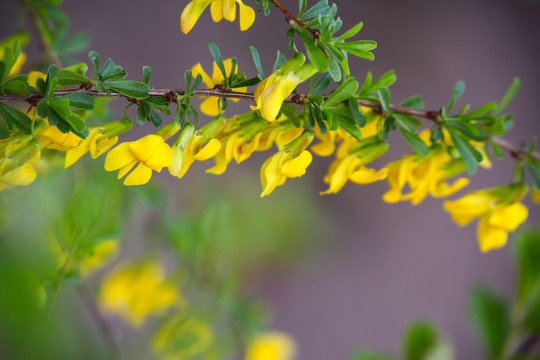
[
  {"left": 269, "top": 0, "right": 320, "bottom": 38},
  {"left": 1, "top": 88, "right": 538, "bottom": 162}
]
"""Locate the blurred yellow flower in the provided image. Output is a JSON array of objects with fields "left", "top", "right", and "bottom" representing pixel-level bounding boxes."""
[
  {"left": 0, "top": 138, "right": 41, "bottom": 191},
  {"left": 245, "top": 331, "right": 297, "bottom": 360},
  {"left": 99, "top": 261, "right": 182, "bottom": 327},
  {"left": 181, "top": 0, "right": 255, "bottom": 34},
  {"left": 192, "top": 59, "right": 247, "bottom": 116},
  {"left": 105, "top": 134, "right": 172, "bottom": 186},
  {"left": 260, "top": 130, "right": 313, "bottom": 197},
  {"left": 79, "top": 240, "right": 119, "bottom": 276},
  {"left": 443, "top": 183, "right": 529, "bottom": 252}
]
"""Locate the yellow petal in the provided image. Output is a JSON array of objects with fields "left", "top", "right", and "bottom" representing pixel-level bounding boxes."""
[
  {"left": 237, "top": 0, "right": 255, "bottom": 31},
  {"left": 192, "top": 63, "right": 214, "bottom": 89},
  {"left": 193, "top": 138, "right": 222, "bottom": 161},
  {"left": 223, "top": 0, "right": 237, "bottom": 22},
  {"left": 64, "top": 141, "right": 91, "bottom": 168},
  {"left": 27, "top": 71, "right": 47, "bottom": 88},
  {"left": 0, "top": 164, "right": 36, "bottom": 186},
  {"left": 105, "top": 143, "right": 135, "bottom": 171},
  {"left": 281, "top": 150, "right": 312, "bottom": 178},
  {"left": 180, "top": 0, "right": 213, "bottom": 34},
  {"left": 124, "top": 163, "right": 153, "bottom": 186},
  {"left": 8, "top": 51, "right": 26, "bottom": 76},
  {"left": 350, "top": 166, "right": 388, "bottom": 184},
  {"left": 245, "top": 332, "right": 297, "bottom": 360},
  {"left": 144, "top": 142, "right": 173, "bottom": 171},
  {"left": 320, "top": 157, "right": 352, "bottom": 195},
  {"left": 488, "top": 203, "right": 528, "bottom": 232},
  {"left": 129, "top": 135, "right": 164, "bottom": 163},
  {"left": 260, "top": 153, "right": 286, "bottom": 197},
  {"left": 442, "top": 192, "right": 493, "bottom": 226},
  {"left": 90, "top": 136, "right": 118, "bottom": 159},
  {"left": 117, "top": 160, "right": 138, "bottom": 179},
  {"left": 199, "top": 96, "right": 221, "bottom": 116},
  {"left": 477, "top": 217, "right": 508, "bottom": 253},
  {"left": 211, "top": 0, "right": 224, "bottom": 22}
]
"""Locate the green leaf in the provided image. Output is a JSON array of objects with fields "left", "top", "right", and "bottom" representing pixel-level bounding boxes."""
[
  {"left": 299, "top": 0, "right": 329, "bottom": 20},
  {"left": 88, "top": 51, "right": 100, "bottom": 77},
  {"left": 514, "top": 228, "right": 540, "bottom": 302},
  {"left": 300, "top": 30, "right": 329, "bottom": 72},
  {"left": 489, "top": 138, "right": 503, "bottom": 159},
  {"left": 328, "top": 56, "right": 341, "bottom": 82},
  {"left": 56, "top": 69, "right": 91, "bottom": 86},
  {"left": 352, "top": 348, "right": 394, "bottom": 360},
  {"left": 446, "top": 127, "right": 479, "bottom": 174},
  {"left": 335, "top": 21, "right": 364, "bottom": 42},
  {"left": 446, "top": 81, "right": 465, "bottom": 112},
  {"left": 335, "top": 41, "right": 376, "bottom": 60},
  {"left": 190, "top": 74, "right": 203, "bottom": 93},
  {"left": 348, "top": 99, "right": 366, "bottom": 127},
  {"left": 207, "top": 42, "right": 228, "bottom": 87},
  {"left": 148, "top": 109, "right": 162, "bottom": 127},
  {"left": 494, "top": 77, "right": 520, "bottom": 116},
  {"left": 59, "top": 93, "right": 95, "bottom": 110},
  {"left": 378, "top": 86, "right": 391, "bottom": 113},
  {"left": 298, "top": 0, "right": 307, "bottom": 17},
  {"left": 2, "top": 75, "right": 29, "bottom": 95},
  {"left": 398, "top": 125, "right": 428, "bottom": 156},
  {"left": 310, "top": 72, "right": 332, "bottom": 95},
  {"left": 468, "top": 285, "right": 509, "bottom": 358},
  {"left": 0, "top": 102, "right": 32, "bottom": 134},
  {"left": 403, "top": 321, "right": 437, "bottom": 360},
  {"left": 104, "top": 80, "right": 149, "bottom": 99},
  {"left": 273, "top": 51, "right": 288, "bottom": 72},
  {"left": 66, "top": 112, "right": 87, "bottom": 135},
  {"left": 231, "top": 76, "right": 260, "bottom": 88},
  {"left": 324, "top": 77, "right": 359, "bottom": 107},
  {"left": 249, "top": 46, "right": 264, "bottom": 80},
  {"left": 137, "top": 103, "right": 147, "bottom": 126},
  {"left": 143, "top": 66, "right": 152, "bottom": 85},
  {"left": 401, "top": 95, "right": 424, "bottom": 110},
  {"left": 462, "top": 102, "right": 497, "bottom": 121},
  {"left": 100, "top": 58, "right": 127, "bottom": 81},
  {"left": 526, "top": 158, "right": 540, "bottom": 190}
]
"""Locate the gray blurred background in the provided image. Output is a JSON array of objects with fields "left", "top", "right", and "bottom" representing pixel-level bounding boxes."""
[{"left": 2, "top": 0, "right": 540, "bottom": 358}]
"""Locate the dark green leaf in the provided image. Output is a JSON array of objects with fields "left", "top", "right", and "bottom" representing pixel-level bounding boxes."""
[
  {"left": 59, "top": 93, "right": 95, "bottom": 110},
  {"left": 310, "top": 72, "right": 332, "bottom": 95},
  {"left": 88, "top": 51, "right": 100, "bottom": 78},
  {"left": 148, "top": 109, "right": 162, "bottom": 127},
  {"left": 494, "top": 77, "right": 520, "bottom": 116},
  {"left": 137, "top": 103, "right": 147, "bottom": 126},
  {"left": 273, "top": 51, "right": 288, "bottom": 72},
  {"left": 0, "top": 102, "right": 32, "bottom": 134},
  {"left": 398, "top": 125, "right": 428, "bottom": 156},
  {"left": 401, "top": 95, "right": 424, "bottom": 110},
  {"left": 66, "top": 112, "right": 87, "bottom": 134},
  {"left": 431, "top": 126, "right": 443, "bottom": 143},
  {"left": 248, "top": 46, "right": 263, "bottom": 80},
  {"left": 447, "top": 127, "right": 479, "bottom": 174},
  {"left": 100, "top": 58, "right": 127, "bottom": 81},
  {"left": 299, "top": 0, "right": 329, "bottom": 20},
  {"left": 378, "top": 86, "right": 391, "bottom": 113},
  {"left": 2, "top": 75, "right": 28, "bottom": 95},
  {"left": 56, "top": 69, "right": 91, "bottom": 86},
  {"left": 104, "top": 81, "right": 149, "bottom": 99},
  {"left": 348, "top": 99, "right": 366, "bottom": 127},
  {"left": 208, "top": 42, "right": 228, "bottom": 87},
  {"left": 462, "top": 102, "right": 497, "bottom": 121},
  {"left": 335, "top": 22, "right": 364, "bottom": 42},
  {"left": 300, "top": 30, "right": 329, "bottom": 72},
  {"left": 324, "top": 77, "right": 359, "bottom": 107},
  {"left": 446, "top": 81, "right": 465, "bottom": 112},
  {"left": 526, "top": 159, "right": 540, "bottom": 190},
  {"left": 403, "top": 321, "right": 437, "bottom": 360},
  {"left": 468, "top": 285, "right": 509, "bottom": 358},
  {"left": 143, "top": 66, "right": 152, "bottom": 85},
  {"left": 231, "top": 76, "right": 260, "bottom": 88},
  {"left": 190, "top": 74, "right": 203, "bottom": 93}
]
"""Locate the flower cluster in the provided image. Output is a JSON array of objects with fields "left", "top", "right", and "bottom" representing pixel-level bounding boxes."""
[{"left": 180, "top": 0, "right": 255, "bottom": 34}]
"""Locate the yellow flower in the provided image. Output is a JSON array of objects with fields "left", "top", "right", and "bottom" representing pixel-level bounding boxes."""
[
  {"left": 321, "top": 136, "right": 388, "bottom": 195},
  {"left": 79, "top": 240, "right": 119, "bottom": 276},
  {"left": 172, "top": 116, "right": 226, "bottom": 178},
  {"left": 99, "top": 261, "right": 182, "bottom": 327},
  {"left": 38, "top": 124, "right": 83, "bottom": 151},
  {"left": 251, "top": 53, "right": 317, "bottom": 122},
  {"left": 443, "top": 183, "right": 529, "bottom": 252},
  {"left": 153, "top": 315, "right": 213, "bottom": 360},
  {"left": 382, "top": 140, "right": 470, "bottom": 205},
  {"left": 105, "top": 134, "right": 173, "bottom": 186},
  {"left": 181, "top": 0, "right": 255, "bottom": 34},
  {"left": 0, "top": 138, "right": 41, "bottom": 191},
  {"left": 64, "top": 118, "right": 132, "bottom": 168},
  {"left": 260, "top": 130, "right": 314, "bottom": 197},
  {"left": 192, "top": 59, "right": 247, "bottom": 116},
  {"left": 245, "top": 332, "right": 297, "bottom": 360}
]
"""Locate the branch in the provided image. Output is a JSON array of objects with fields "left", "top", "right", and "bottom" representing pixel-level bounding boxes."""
[
  {"left": 269, "top": 0, "right": 321, "bottom": 38},
  {"left": 1, "top": 88, "right": 538, "bottom": 162}
]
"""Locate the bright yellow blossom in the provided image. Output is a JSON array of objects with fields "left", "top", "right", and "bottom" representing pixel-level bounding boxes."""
[
  {"left": 192, "top": 59, "right": 247, "bottom": 116},
  {"left": 245, "top": 331, "right": 297, "bottom": 360},
  {"left": 443, "top": 183, "right": 528, "bottom": 252},
  {"left": 321, "top": 136, "right": 388, "bottom": 194},
  {"left": 252, "top": 53, "right": 317, "bottom": 122},
  {"left": 172, "top": 116, "right": 226, "bottom": 178},
  {"left": 0, "top": 138, "right": 41, "bottom": 191},
  {"left": 64, "top": 118, "right": 132, "bottom": 168},
  {"left": 104, "top": 122, "right": 179, "bottom": 186},
  {"left": 38, "top": 125, "right": 83, "bottom": 151},
  {"left": 260, "top": 130, "right": 314, "bottom": 197},
  {"left": 181, "top": 0, "right": 255, "bottom": 34},
  {"left": 99, "top": 261, "right": 182, "bottom": 327}
]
